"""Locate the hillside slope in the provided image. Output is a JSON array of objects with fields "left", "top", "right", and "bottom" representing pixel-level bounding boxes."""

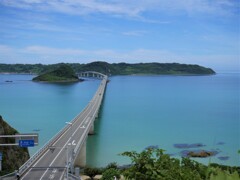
[
  {"left": 0, "top": 62, "right": 215, "bottom": 75},
  {"left": 32, "top": 64, "right": 80, "bottom": 82},
  {"left": 0, "top": 116, "right": 30, "bottom": 176}
]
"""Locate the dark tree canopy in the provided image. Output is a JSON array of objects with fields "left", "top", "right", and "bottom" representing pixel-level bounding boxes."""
[{"left": 0, "top": 61, "right": 215, "bottom": 75}]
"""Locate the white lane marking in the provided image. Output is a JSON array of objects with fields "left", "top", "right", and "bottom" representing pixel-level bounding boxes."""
[
  {"left": 39, "top": 137, "right": 72, "bottom": 180},
  {"left": 72, "top": 140, "right": 76, "bottom": 146},
  {"left": 21, "top": 122, "right": 75, "bottom": 180},
  {"left": 59, "top": 170, "right": 65, "bottom": 180},
  {"left": 48, "top": 168, "right": 57, "bottom": 179},
  {"left": 22, "top": 79, "right": 106, "bottom": 179},
  {"left": 21, "top": 105, "right": 93, "bottom": 179},
  {"left": 49, "top": 174, "right": 54, "bottom": 179},
  {"left": 52, "top": 168, "right": 57, "bottom": 173},
  {"left": 39, "top": 114, "right": 95, "bottom": 179}
]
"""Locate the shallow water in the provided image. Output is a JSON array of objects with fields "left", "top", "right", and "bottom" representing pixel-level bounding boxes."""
[
  {"left": 0, "top": 73, "right": 239, "bottom": 167},
  {"left": 87, "top": 74, "right": 240, "bottom": 167}
]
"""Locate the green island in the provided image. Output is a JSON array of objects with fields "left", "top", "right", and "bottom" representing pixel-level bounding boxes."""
[
  {"left": 32, "top": 64, "right": 81, "bottom": 82},
  {"left": 0, "top": 61, "right": 215, "bottom": 76}
]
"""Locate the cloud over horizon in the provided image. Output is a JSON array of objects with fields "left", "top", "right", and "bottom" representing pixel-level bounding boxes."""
[
  {"left": 0, "top": 0, "right": 239, "bottom": 72},
  {"left": 0, "top": 44, "right": 238, "bottom": 72}
]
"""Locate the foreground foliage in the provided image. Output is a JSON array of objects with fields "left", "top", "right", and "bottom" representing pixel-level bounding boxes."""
[
  {"left": 101, "top": 168, "right": 121, "bottom": 180},
  {"left": 209, "top": 167, "right": 240, "bottom": 180},
  {"left": 83, "top": 149, "right": 239, "bottom": 180},
  {"left": 120, "top": 148, "right": 239, "bottom": 180},
  {"left": 83, "top": 167, "right": 102, "bottom": 180}
]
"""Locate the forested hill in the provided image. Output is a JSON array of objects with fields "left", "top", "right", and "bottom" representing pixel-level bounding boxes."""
[
  {"left": 0, "top": 62, "right": 215, "bottom": 75},
  {"left": 32, "top": 64, "right": 80, "bottom": 82}
]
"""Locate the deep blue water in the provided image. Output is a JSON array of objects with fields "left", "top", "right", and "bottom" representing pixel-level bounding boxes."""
[{"left": 0, "top": 73, "right": 239, "bottom": 167}]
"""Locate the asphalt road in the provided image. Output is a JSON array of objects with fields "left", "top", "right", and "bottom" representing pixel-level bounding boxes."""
[{"left": 20, "top": 77, "right": 107, "bottom": 180}]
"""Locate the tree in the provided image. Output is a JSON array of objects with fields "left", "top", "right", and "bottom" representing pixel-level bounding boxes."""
[
  {"left": 101, "top": 168, "right": 120, "bottom": 180},
  {"left": 83, "top": 167, "right": 102, "bottom": 180},
  {"left": 120, "top": 148, "right": 205, "bottom": 180}
]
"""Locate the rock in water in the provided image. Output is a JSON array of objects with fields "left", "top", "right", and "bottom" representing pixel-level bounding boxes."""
[{"left": 180, "top": 149, "right": 218, "bottom": 158}]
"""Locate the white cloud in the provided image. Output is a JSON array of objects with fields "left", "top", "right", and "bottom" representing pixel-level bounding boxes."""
[
  {"left": 0, "top": 0, "right": 237, "bottom": 18},
  {"left": 0, "top": 44, "right": 239, "bottom": 71},
  {"left": 24, "top": 46, "right": 86, "bottom": 55},
  {"left": 122, "top": 30, "right": 147, "bottom": 37},
  {"left": 0, "top": 45, "right": 13, "bottom": 53},
  {"left": 21, "top": 46, "right": 181, "bottom": 63}
]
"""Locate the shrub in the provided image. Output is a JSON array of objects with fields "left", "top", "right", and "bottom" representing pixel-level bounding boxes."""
[
  {"left": 105, "top": 162, "right": 118, "bottom": 170},
  {"left": 83, "top": 167, "right": 102, "bottom": 180},
  {"left": 101, "top": 168, "right": 120, "bottom": 180},
  {"left": 120, "top": 148, "right": 204, "bottom": 180}
]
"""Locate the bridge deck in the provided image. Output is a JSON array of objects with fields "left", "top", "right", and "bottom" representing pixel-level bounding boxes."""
[{"left": 20, "top": 76, "right": 107, "bottom": 180}]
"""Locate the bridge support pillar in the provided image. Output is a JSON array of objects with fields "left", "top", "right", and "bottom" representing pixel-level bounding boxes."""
[
  {"left": 75, "top": 141, "right": 86, "bottom": 167},
  {"left": 89, "top": 123, "right": 94, "bottom": 135},
  {"left": 95, "top": 111, "right": 99, "bottom": 119}
]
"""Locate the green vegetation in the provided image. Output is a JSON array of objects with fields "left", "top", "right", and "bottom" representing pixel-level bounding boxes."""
[
  {"left": 101, "top": 162, "right": 121, "bottom": 180},
  {"left": 101, "top": 168, "right": 121, "bottom": 180},
  {"left": 0, "top": 61, "right": 215, "bottom": 75},
  {"left": 83, "top": 167, "right": 102, "bottom": 180},
  {"left": 0, "top": 116, "right": 30, "bottom": 176},
  {"left": 209, "top": 168, "right": 240, "bottom": 180},
  {"left": 32, "top": 64, "right": 80, "bottom": 82},
  {"left": 120, "top": 148, "right": 206, "bottom": 179},
  {"left": 119, "top": 148, "right": 239, "bottom": 180},
  {"left": 82, "top": 148, "right": 239, "bottom": 180}
]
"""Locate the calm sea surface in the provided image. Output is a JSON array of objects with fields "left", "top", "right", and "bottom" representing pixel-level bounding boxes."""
[{"left": 0, "top": 73, "right": 239, "bottom": 167}]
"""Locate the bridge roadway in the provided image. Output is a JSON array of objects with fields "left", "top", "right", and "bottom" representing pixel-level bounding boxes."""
[{"left": 20, "top": 76, "right": 108, "bottom": 180}]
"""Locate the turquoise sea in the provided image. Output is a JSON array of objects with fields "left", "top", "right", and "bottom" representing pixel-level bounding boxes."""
[{"left": 0, "top": 73, "right": 239, "bottom": 167}]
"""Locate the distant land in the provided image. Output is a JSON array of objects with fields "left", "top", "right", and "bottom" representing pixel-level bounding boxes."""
[
  {"left": 32, "top": 64, "right": 81, "bottom": 82},
  {"left": 0, "top": 61, "right": 215, "bottom": 75}
]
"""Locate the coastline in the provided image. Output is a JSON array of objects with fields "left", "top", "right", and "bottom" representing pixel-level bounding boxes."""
[
  {"left": 0, "top": 73, "right": 239, "bottom": 167},
  {"left": 32, "top": 79, "right": 83, "bottom": 83},
  {"left": 0, "top": 72, "right": 36, "bottom": 75}
]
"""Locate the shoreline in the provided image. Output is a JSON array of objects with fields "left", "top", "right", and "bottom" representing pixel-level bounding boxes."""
[
  {"left": 32, "top": 79, "right": 83, "bottom": 83},
  {"left": 0, "top": 72, "right": 216, "bottom": 76},
  {"left": 0, "top": 72, "right": 36, "bottom": 75}
]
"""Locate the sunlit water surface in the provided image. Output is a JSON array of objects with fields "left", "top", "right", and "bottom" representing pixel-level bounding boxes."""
[{"left": 0, "top": 73, "right": 239, "bottom": 167}]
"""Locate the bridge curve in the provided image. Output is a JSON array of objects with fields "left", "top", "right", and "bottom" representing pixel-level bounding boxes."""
[
  {"left": 77, "top": 71, "right": 107, "bottom": 79},
  {"left": 17, "top": 73, "right": 108, "bottom": 179}
]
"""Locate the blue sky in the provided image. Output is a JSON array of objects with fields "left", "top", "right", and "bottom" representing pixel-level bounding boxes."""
[{"left": 0, "top": 0, "right": 239, "bottom": 72}]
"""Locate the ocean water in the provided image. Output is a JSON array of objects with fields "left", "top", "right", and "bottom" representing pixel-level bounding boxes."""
[
  {"left": 0, "top": 74, "right": 99, "bottom": 154},
  {"left": 0, "top": 73, "right": 239, "bottom": 167}
]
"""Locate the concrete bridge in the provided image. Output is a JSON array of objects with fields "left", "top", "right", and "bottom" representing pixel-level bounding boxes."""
[
  {"left": 2, "top": 72, "right": 108, "bottom": 179},
  {"left": 77, "top": 71, "right": 106, "bottom": 79}
]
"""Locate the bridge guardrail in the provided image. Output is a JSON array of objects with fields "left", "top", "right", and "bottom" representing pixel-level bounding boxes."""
[
  {"left": 1, "top": 74, "right": 107, "bottom": 178},
  {"left": 72, "top": 79, "right": 106, "bottom": 164},
  {"left": 0, "top": 171, "right": 16, "bottom": 180},
  {"left": 17, "top": 102, "right": 93, "bottom": 176},
  {"left": 17, "top": 80, "right": 106, "bottom": 176}
]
